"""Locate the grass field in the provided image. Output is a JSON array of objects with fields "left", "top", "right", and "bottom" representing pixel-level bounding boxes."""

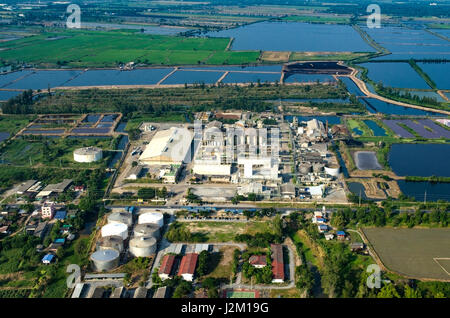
[
  {"left": 1, "top": 137, "right": 114, "bottom": 167},
  {"left": 225, "top": 289, "right": 257, "bottom": 298},
  {"left": 346, "top": 119, "right": 371, "bottom": 137},
  {"left": 0, "top": 115, "right": 33, "bottom": 135},
  {"left": 362, "top": 227, "right": 450, "bottom": 280},
  {"left": 0, "top": 29, "right": 260, "bottom": 68}
]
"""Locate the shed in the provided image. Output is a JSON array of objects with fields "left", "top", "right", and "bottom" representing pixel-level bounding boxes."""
[
  {"left": 42, "top": 253, "right": 55, "bottom": 264},
  {"left": 249, "top": 255, "right": 267, "bottom": 268},
  {"left": 159, "top": 254, "right": 176, "bottom": 280},
  {"left": 54, "top": 211, "right": 67, "bottom": 220},
  {"left": 178, "top": 253, "right": 198, "bottom": 281},
  {"left": 337, "top": 231, "right": 346, "bottom": 239}
]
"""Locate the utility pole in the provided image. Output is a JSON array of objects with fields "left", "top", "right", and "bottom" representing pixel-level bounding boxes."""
[
  {"left": 359, "top": 189, "right": 362, "bottom": 207},
  {"left": 424, "top": 190, "right": 427, "bottom": 205}
]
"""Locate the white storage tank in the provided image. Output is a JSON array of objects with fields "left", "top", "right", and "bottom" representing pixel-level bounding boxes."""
[
  {"left": 90, "top": 249, "right": 120, "bottom": 271},
  {"left": 73, "top": 147, "right": 103, "bottom": 163},
  {"left": 133, "top": 223, "right": 160, "bottom": 239},
  {"left": 324, "top": 165, "right": 340, "bottom": 177},
  {"left": 129, "top": 236, "right": 157, "bottom": 257},
  {"left": 107, "top": 212, "right": 133, "bottom": 226},
  {"left": 101, "top": 223, "right": 128, "bottom": 240},
  {"left": 138, "top": 212, "right": 164, "bottom": 227},
  {"left": 96, "top": 235, "right": 124, "bottom": 253}
]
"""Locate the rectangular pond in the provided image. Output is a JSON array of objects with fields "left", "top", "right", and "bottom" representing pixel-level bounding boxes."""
[
  {"left": 64, "top": 68, "right": 173, "bottom": 86},
  {"left": 354, "top": 151, "right": 382, "bottom": 170},
  {"left": 205, "top": 22, "right": 376, "bottom": 52},
  {"left": 360, "top": 62, "right": 430, "bottom": 89},
  {"left": 416, "top": 62, "right": 450, "bottom": 89},
  {"left": 0, "top": 90, "right": 23, "bottom": 101},
  {"left": 388, "top": 143, "right": 450, "bottom": 177},
  {"left": 398, "top": 180, "right": 450, "bottom": 202},
  {"left": 5, "top": 70, "right": 82, "bottom": 90},
  {"left": 284, "top": 74, "right": 335, "bottom": 84},
  {"left": 363, "top": 120, "right": 387, "bottom": 136},
  {"left": 222, "top": 72, "right": 281, "bottom": 84},
  {"left": 161, "top": 70, "right": 224, "bottom": 85}
]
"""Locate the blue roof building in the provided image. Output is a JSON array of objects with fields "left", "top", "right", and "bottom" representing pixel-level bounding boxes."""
[
  {"left": 337, "top": 231, "right": 346, "bottom": 236},
  {"left": 54, "top": 211, "right": 67, "bottom": 220},
  {"left": 42, "top": 254, "right": 55, "bottom": 264}
]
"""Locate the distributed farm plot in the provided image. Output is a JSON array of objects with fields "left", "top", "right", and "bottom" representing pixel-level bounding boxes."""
[
  {"left": 382, "top": 119, "right": 450, "bottom": 139},
  {"left": 362, "top": 228, "right": 450, "bottom": 280}
]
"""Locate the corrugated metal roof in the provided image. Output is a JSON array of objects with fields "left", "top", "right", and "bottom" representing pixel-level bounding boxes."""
[{"left": 178, "top": 253, "right": 198, "bottom": 276}]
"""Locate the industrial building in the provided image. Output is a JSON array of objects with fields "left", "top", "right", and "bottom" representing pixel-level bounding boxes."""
[
  {"left": 178, "top": 253, "right": 198, "bottom": 281},
  {"left": 126, "top": 165, "right": 143, "bottom": 180},
  {"left": 15, "top": 180, "right": 37, "bottom": 195},
  {"left": 271, "top": 244, "right": 284, "bottom": 283},
  {"left": 139, "top": 127, "right": 193, "bottom": 165},
  {"left": 73, "top": 147, "right": 103, "bottom": 163},
  {"left": 41, "top": 203, "right": 55, "bottom": 219},
  {"left": 159, "top": 254, "right": 176, "bottom": 280}
]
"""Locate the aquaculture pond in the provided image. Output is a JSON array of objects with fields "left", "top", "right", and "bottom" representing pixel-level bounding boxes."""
[
  {"left": 161, "top": 70, "right": 224, "bottom": 85},
  {"left": 205, "top": 22, "right": 375, "bottom": 52},
  {"left": 348, "top": 182, "right": 368, "bottom": 200},
  {"left": 398, "top": 180, "right": 450, "bottom": 202},
  {"left": 360, "top": 62, "right": 430, "bottom": 89},
  {"left": 222, "top": 72, "right": 281, "bottom": 84},
  {"left": 388, "top": 143, "right": 450, "bottom": 177},
  {"left": 64, "top": 68, "right": 173, "bottom": 86},
  {"left": 4, "top": 70, "right": 82, "bottom": 90},
  {"left": 354, "top": 151, "right": 382, "bottom": 170},
  {"left": 0, "top": 70, "right": 33, "bottom": 87},
  {"left": 361, "top": 98, "right": 442, "bottom": 116},
  {"left": 284, "top": 74, "right": 334, "bottom": 84},
  {"left": 0, "top": 90, "right": 22, "bottom": 101},
  {"left": 416, "top": 62, "right": 450, "bottom": 89},
  {"left": 362, "top": 25, "right": 450, "bottom": 58},
  {"left": 363, "top": 120, "right": 387, "bottom": 136}
]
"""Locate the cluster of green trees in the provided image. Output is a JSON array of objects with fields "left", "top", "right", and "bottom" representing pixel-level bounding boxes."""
[
  {"left": 331, "top": 205, "right": 449, "bottom": 229},
  {"left": 0, "top": 234, "right": 41, "bottom": 274},
  {"left": 165, "top": 222, "right": 206, "bottom": 243},
  {"left": 242, "top": 207, "right": 276, "bottom": 219},
  {"left": 235, "top": 232, "right": 281, "bottom": 248},
  {"left": 1, "top": 90, "right": 33, "bottom": 114},
  {"left": 185, "top": 188, "right": 202, "bottom": 204},
  {"left": 137, "top": 187, "right": 168, "bottom": 200},
  {"left": 231, "top": 193, "right": 263, "bottom": 204}
]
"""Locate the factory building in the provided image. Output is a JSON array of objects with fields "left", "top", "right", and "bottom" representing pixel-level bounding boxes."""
[
  {"left": 139, "top": 127, "right": 193, "bottom": 165},
  {"left": 178, "top": 253, "right": 198, "bottom": 281},
  {"left": 159, "top": 254, "right": 176, "bottom": 280},
  {"left": 271, "top": 244, "right": 284, "bottom": 283},
  {"left": 73, "top": 147, "right": 103, "bottom": 163}
]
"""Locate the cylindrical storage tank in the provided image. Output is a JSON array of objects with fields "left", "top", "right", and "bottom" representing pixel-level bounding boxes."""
[
  {"left": 90, "top": 249, "right": 120, "bottom": 271},
  {"left": 96, "top": 235, "right": 124, "bottom": 253},
  {"left": 107, "top": 212, "right": 132, "bottom": 226},
  {"left": 133, "top": 223, "right": 160, "bottom": 239},
  {"left": 73, "top": 147, "right": 103, "bottom": 163},
  {"left": 299, "top": 163, "right": 312, "bottom": 174},
  {"left": 129, "top": 236, "right": 157, "bottom": 257},
  {"left": 101, "top": 223, "right": 128, "bottom": 240},
  {"left": 138, "top": 212, "right": 164, "bottom": 227},
  {"left": 324, "top": 165, "right": 340, "bottom": 177}
]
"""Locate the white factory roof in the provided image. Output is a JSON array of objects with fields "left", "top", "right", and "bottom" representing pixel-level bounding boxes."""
[{"left": 139, "top": 127, "right": 192, "bottom": 164}]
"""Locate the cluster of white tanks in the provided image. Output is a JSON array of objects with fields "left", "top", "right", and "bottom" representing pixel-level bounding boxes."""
[{"left": 91, "top": 210, "right": 164, "bottom": 271}]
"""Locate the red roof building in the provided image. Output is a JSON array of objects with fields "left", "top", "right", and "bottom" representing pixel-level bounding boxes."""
[
  {"left": 178, "top": 253, "right": 198, "bottom": 281},
  {"left": 249, "top": 255, "right": 267, "bottom": 268},
  {"left": 271, "top": 244, "right": 284, "bottom": 283},
  {"left": 158, "top": 254, "right": 176, "bottom": 280}
]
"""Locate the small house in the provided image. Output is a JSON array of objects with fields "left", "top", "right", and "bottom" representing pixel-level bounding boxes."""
[
  {"left": 350, "top": 242, "right": 365, "bottom": 252},
  {"left": 337, "top": 231, "right": 346, "bottom": 240},
  {"left": 249, "top": 255, "right": 267, "bottom": 268},
  {"left": 318, "top": 224, "right": 328, "bottom": 233},
  {"left": 324, "top": 233, "right": 334, "bottom": 241},
  {"left": 42, "top": 253, "right": 55, "bottom": 264}
]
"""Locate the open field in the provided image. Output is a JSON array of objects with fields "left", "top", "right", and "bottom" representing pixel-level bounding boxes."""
[
  {"left": 362, "top": 227, "right": 450, "bottom": 281},
  {"left": 182, "top": 220, "right": 276, "bottom": 242},
  {"left": 261, "top": 51, "right": 290, "bottom": 63},
  {"left": 0, "top": 137, "right": 115, "bottom": 167},
  {"left": 0, "top": 29, "right": 260, "bottom": 68},
  {"left": 290, "top": 52, "right": 371, "bottom": 62}
]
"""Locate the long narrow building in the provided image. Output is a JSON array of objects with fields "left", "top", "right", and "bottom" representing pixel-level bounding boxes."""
[{"left": 271, "top": 244, "right": 284, "bottom": 283}]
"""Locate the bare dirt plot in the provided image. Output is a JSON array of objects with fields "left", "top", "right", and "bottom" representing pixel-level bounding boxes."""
[
  {"left": 261, "top": 51, "right": 290, "bottom": 62},
  {"left": 362, "top": 228, "right": 450, "bottom": 281}
]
